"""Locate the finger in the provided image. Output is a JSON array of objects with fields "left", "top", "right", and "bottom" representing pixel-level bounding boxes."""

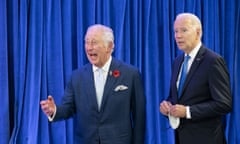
[
  {"left": 48, "top": 95, "right": 53, "bottom": 101},
  {"left": 48, "top": 95, "right": 55, "bottom": 104},
  {"left": 160, "top": 103, "right": 167, "bottom": 112},
  {"left": 42, "top": 106, "right": 49, "bottom": 112},
  {"left": 170, "top": 106, "right": 175, "bottom": 114},
  {"left": 40, "top": 100, "right": 48, "bottom": 106},
  {"left": 167, "top": 102, "right": 172, "bottom": 107},
  {"left": 162, "top": 101, "right": 169, "bottom": 108},
  {"left": 42, "top": 105, "right": 53, "bottom": 115}
]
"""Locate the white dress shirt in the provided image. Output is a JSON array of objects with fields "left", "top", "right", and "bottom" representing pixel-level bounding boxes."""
[{"left": 177, "top": 42, "right": 202, "bottom": 119}]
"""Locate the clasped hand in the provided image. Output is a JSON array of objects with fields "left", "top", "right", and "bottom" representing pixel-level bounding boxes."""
[{"left": 159, "top": 100, "right": 186, "bottom": 118}]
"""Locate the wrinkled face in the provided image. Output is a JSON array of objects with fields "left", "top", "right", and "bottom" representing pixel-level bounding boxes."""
[
  {"left": 85, "top": 29, "right": 112, "bottom": 67},
  {"left": 174, "top": 18, "right": 200, "bottom": 53}
]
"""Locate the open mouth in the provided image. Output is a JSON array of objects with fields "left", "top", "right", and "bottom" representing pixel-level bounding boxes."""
[
  {"left": 177, "top": 41, "right": 185, "bottom": 46},
  {"left": 88, "top": 53, "right": 98, "bottom": 59},
  {"left": 177, "top": 41, "right": 184, "bottom": 44},
  {"left": 89, "top": 53, "right": 97, "bottom": 57}
]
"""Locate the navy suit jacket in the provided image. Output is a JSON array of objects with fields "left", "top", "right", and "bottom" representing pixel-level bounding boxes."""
[
  {"left": 54, "top": 58, "right": 146, "bottom": 144},
  {"left": 168, "top": 45, "right": 232, "bottom": 144}
]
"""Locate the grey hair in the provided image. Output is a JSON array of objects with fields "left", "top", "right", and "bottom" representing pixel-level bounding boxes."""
[
  {"left": 86, "top": 24, "right": 115, "bottom": 50},
  {"left": 176, "top": 13, "right": 203, "bottom": 38}
]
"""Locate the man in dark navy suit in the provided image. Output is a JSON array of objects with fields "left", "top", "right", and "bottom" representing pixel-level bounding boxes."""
[
  {"left": 40, "top": 24, "right": 146, "bottom": 144},
  {"left": 159, "top": 13, "right": 232, "bottom": 144}
]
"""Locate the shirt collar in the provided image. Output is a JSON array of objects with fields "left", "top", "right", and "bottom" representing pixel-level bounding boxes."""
[
  {"left": 185, "top": 42, "right": 201, "bottom": 59},
  {"left": 93, "top": 56, "right": 112, "bottom": 73}
]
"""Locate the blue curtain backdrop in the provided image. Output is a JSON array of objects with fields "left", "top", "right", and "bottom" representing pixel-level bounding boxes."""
[{"left": 0, "top": 0, "right": 239, "bottom": 144}]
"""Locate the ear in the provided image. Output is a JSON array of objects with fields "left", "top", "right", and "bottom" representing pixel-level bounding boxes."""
[
  {"left": 109, "top": 41, "right": 114, "bottom": 48},
  {"left": 194, "top": 29, "right": 199, "bottom": 40},
  {"left": 196, "top": 28, "right": 201, "bottom": 38},
  {"left": 107, "top": 42, "right": 114, "bottom": 52}
]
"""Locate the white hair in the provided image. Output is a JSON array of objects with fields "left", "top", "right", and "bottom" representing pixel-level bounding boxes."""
[
  {"left": 176, "top": 13, "right": 203, "bottom": 38},
  {"left": 86, "top": 24, "right": 115, "bottom": 50}
]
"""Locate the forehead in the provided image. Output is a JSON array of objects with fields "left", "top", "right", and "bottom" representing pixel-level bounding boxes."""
[
  {"left": 174, "top": 17, "right": 192, "bottom": 29},
  {"left": 85, "top": 28, "right": 103, "bottom": 40}
]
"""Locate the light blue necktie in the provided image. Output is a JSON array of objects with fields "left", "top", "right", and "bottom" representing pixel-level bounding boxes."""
[
  {"left": 178, "top": 55, "right": 190, "bottom": 97},
  {"left": 95, "top": 68, "right": 105, "bottom": 109}
]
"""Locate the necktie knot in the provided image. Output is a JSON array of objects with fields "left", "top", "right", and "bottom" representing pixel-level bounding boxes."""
[
  {"left": 184, "top": 55, "right": 191, "bottom": 63},
  {"left": 97, "top": 68, "right": 104, "bottom": 77}
]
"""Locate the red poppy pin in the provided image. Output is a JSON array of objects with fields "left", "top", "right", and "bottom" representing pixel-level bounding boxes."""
[{"left": 112, "top": 70, "right": 120, "bottom": 78}]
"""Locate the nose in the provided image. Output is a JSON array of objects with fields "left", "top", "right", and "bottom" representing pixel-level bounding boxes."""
[
  {"left": 85, "top": 43, "right": 93, "bottom": 51},
  {"left": 175, "top": 32, "right": 182, "bottom": 38}
]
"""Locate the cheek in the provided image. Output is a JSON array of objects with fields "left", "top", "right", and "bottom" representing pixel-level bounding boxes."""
[{"left": 85, "top": 47, "right": 88, "bottom": 53}]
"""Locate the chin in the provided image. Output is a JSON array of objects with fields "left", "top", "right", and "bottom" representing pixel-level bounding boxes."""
[{"left": 178, "top": 47, "right": 184, "bottom": 50}]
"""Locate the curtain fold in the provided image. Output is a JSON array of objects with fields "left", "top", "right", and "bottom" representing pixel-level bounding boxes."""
[
  {"left": 0, "top": 0, "right": 10, "bottom": 143},
  {"left": 0, "top": 0, "right": 239, "bottom": 144}
]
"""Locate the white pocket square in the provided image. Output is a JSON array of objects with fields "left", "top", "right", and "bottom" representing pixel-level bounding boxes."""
[{"left": 114, "top": 85, "right": 128, "bottom": 91}]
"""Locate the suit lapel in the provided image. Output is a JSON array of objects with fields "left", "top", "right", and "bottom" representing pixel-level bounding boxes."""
[
  {"left": 100, "top": 58, "right": 120, "bottom": 111},
  {"left": 180, "top": 46, "right": 206, "bottom": 98},
  {"left": 84, "top": 64, "right": 99, "bottom": 110},
  {"left": 172, "top": 55, "right": 184, "bottom": 100}
]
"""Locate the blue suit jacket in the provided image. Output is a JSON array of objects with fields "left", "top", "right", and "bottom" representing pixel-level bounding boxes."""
[
  {"left": 168, "top": 45, "right": 232, "bottom": 144},
  {"left": 54, "top": 58, "right": 146, "bottom": 144}
]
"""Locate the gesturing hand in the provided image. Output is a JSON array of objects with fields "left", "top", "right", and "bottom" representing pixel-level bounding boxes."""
[{"left": 40, "top": 95, "right": 56, "bottom": 117}]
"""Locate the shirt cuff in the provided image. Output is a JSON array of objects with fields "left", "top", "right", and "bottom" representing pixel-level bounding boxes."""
[
  {"left": 186, "top": 106, "right": 191, "bottom": 119},
  {"left": 48, "top": 105, "right": 57, "bottom": 122}
]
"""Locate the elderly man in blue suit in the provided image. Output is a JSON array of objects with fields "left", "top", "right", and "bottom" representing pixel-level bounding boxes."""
[
  {"left": 40, "top": 24, "right": 146, "bottom": 144},
  {"left": 160, "top": 13, "right": 232, "bottom": 144}
]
